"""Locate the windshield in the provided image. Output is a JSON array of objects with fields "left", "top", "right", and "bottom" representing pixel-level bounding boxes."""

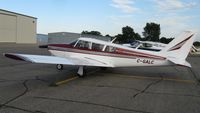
[
  {"left": 130, "top": 41, "right": 141, "bottom": 48},
  {"left": 69, "top": 40, "right": 78, "bottom": 46},
  {"left": 75, "top": 40, "right": 91, "bottom": 49}
]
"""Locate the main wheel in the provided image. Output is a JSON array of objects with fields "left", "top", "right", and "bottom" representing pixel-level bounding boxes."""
[{"left": 56, "top": 64, "right": 63, "bottom": 70}]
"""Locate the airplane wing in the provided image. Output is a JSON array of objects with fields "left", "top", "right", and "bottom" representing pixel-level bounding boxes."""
[{"left": 4, "top": 53, "right": 113, "bottom": 67}]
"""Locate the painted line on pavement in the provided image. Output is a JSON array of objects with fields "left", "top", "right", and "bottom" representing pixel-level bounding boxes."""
[{"left": 55, "top": 76, "right": 78, "bottom": 86}]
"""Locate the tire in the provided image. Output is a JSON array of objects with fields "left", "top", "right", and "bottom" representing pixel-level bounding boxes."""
[
  {"left": 56, "top": 64, "right": 63, "bottom": 70},
  {"left": 100, "top": 67, "right": 107, "bottom": 71}
]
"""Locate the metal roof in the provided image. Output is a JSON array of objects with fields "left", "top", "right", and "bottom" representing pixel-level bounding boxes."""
[{"left": 0, "top": 9, "right": 37, "bottom": 19}]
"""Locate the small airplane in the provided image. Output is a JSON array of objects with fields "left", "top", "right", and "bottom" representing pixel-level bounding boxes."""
[
  {"left": 191, "top": 45, "right": 200, "bottom": 53},
  {"left": 122, "top": 40, "right": 167, "bottom": 51},
  {"left": 4, "top": 31, "right": 196, "bottom": 77}
]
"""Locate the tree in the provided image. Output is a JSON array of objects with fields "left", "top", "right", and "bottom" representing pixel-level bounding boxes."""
[
  {"left": 134, "top": 33, "right": 142, "bottom": 40},
  {"left": 122, "top": 26, "right": 134, "bottom": 40},
  {"left": 193, "top": 41, "right": 200, "bottom": 47},
  {"left": 143, "top": 22, "right": 160, "bottom": 42},
  {"left": 115, "top": 26, "right": 139, "bottom": 43},
  {"left": 81, "top": 26, "right": 143, "bottom": 44},
  {"left": 81, "top": 30, "right": 102, "bottom": 36},
  {"left": 160, "top": 37, "right": 167, "bottom": 44},
  {"left": 114, "top": 34, "right": 123, "bottom": 43},
  {"left": 160, "top": 37, "right": 174, "bottom": 44},
  {"left": 167, "top": 38, "right": 174, "bottom": 44},
  {"left": 105, "top": 34, "right": 111, "bottom": 37}
]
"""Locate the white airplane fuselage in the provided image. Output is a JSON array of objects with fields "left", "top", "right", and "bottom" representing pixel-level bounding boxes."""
[{"left": 48, "top": 38, "right": 171, "bottom": 68}]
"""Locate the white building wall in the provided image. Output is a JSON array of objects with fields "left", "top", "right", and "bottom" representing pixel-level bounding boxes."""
[
  {"left": 0, "top": 9, "right": 37, "bottom": 43},
  {"left": 0, "top": 12, "right": 17, "bottom": 42},
  {"left": 16, "top": 15, "right": 36, "bottom": 43}
]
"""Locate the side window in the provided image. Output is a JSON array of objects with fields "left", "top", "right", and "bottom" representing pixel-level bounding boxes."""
[
  {"left": 75, "top": 40, "right": 90, "bottom": 49},
  {"left": 105, "top": 46, "right": 117, "bottom": 52},
  {"left": 92, "top": 43, "right": 104, "bottom": 51}
]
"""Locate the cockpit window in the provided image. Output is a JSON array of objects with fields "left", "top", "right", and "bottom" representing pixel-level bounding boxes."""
[
  {"left": 92, "top": 43, "right": 104, "bottom": 51},
  {"left": 130, "top": 41, "right": 140, "bottom": 48},
  {"left": 105, "top": 46, "right": 116, "bottom": 52},
  {"left": 143, "top": 43, "right": 152, "bottom": 47},
  {"left": 75, "top": 40, "right": 91, "bottom": 49},
  {"left": 69, "top": 40, "right": 77, "bottom": 46}
]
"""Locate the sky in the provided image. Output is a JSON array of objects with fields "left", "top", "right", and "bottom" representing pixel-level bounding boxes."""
[{"left": 0, "top": 0, "right": 200, "bottom": 41}]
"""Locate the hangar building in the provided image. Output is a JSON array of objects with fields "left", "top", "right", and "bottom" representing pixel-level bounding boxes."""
[{"left": 0, "top": 9, "right": 37, "bottom": 43}]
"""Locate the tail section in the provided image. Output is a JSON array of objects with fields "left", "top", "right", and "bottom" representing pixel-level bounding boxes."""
[{"left": 160, "top": 31, "right": 196, "bottom": 67}]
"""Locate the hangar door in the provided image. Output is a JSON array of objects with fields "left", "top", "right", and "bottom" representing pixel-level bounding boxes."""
[{"left": 0, "top": 14, "right": 16, "bottom": 42}]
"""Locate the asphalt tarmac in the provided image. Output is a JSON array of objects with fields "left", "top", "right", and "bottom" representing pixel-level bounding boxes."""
[{"left": 0, "top": 43, "right": 200, "bottom": 113}]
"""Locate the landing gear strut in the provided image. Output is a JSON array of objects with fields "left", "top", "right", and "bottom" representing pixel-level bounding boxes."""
[
  {"left": 56, "top": 64, "right": 63, "bottom": 70},
  {"left": 77, "top": 66, "right": 86, "bottom": 77}
]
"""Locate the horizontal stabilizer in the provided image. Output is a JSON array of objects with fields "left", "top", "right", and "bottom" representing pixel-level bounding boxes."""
[{"left": 168, "top": 57, "right": 191, "bottom": 68}]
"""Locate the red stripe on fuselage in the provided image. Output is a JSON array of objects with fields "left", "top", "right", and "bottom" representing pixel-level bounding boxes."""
[
  {"left": 168, "top": 34, "right": 193, "bottom": 51},
  {"left": 48, "top": 44, "right": 166, "bottom": 60}
]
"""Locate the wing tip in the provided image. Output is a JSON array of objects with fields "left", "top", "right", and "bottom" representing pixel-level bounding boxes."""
[{"left": 3, "top": 53, "right": 26, "bottom": 61}]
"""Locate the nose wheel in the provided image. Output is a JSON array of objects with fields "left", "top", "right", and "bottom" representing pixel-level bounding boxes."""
[{"left": 56, "top": 64, "right": 63, "bottom": 70}]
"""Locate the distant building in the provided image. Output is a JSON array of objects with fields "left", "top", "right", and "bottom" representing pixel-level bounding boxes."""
[
  {"left": 48, "top": 32, "right": 80, "bottom": 44},
  {"left": 48, "top": 32, "right": 111, "bottom": 44},
  {"left": 0, "top": 9, "right": 37, "bottom": 43},
  {"left": 81, "top": 34, "right": 111, "bottom": 42},
  {"left": 37, "top": 34, "right": 48, "bottom": 48}
]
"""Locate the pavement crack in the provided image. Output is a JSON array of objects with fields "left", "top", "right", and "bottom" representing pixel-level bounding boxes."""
[
  {"left": 96, "top": 84, "right": 141, "bottom": 91},
  {"left": 173, "top": 66, "right": 182, "bottom": 73},
  {"left": 133, "top": 78, "right": 163, "bottom": 98},
  {"left": 72, "top": 84, "right": 141, "bottom": 92},
  {"left": 73, "top": 84, "right": 200, "bottom": 98},
  {"left": 145, "top": 91, "right": 200, "bottom": 98},
  {"left": 35, "top": 76, "right": 51, "bottom": 84},
  {"left": 34, "top": 96, "right": 154, "bottom": 113},
  {"left": 2, "top": 105, "right": 48, "bottom": 113},
  {"left": 0, "top": 79, "right": 24, "bottom": 83},
  {"left": 0, "top": 80, "right": 29, "bottom": 109},
  {"left": 188, "top": 67, "right": 200, "bottom": 85}
]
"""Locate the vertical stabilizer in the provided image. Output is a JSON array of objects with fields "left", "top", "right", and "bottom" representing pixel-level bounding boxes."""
[{"left": 160, "top": 31, "right": 196, "bottom": 67}]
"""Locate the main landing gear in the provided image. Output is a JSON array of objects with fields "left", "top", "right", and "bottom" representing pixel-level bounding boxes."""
[
  {"left": 77, "top": 66, "right": 86, "bottom": 77},
  {"left": 56, "top": 64, "right": 86, "bottom": 77}
]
